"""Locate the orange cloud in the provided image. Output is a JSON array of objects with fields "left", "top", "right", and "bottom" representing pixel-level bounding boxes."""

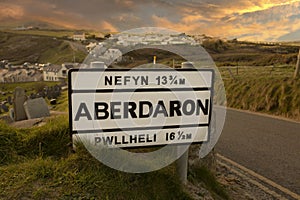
[
  {"left": 151, "top": 1, "right": 300, "bottom": 41},
  {"left": 236, "top": 0, "right": 300, "bottom": 14},
  {"left": 0, "top": 3, "right": 24, "bottom": 20},
  {"left": 1, "top": 0, "right": 299, "bottom": 41},
  {"left": 100, "top": 21, "right": 118, "bottom": 32}
]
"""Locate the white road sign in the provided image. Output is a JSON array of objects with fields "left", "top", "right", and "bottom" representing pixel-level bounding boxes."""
[{"left": 69, "top": 68, "right": 214, "bottom": 148}]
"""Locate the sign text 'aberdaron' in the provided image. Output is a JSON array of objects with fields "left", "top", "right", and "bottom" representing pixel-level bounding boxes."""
[{"left": 74, "top": 99, "right": 209, "bottom": 121}]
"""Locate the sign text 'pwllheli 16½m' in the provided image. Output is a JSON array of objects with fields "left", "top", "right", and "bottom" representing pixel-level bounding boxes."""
[{"left": 69, "top": 68, "right": 214, "bottom": 148}]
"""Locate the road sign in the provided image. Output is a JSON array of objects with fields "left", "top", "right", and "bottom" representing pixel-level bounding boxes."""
[{"left": 69, "top": 68, "right": 214, "bottom": 148}]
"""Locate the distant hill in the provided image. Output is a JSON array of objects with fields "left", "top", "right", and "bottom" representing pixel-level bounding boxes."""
[
  {"left": 0, "top": 31, "right": 87, "bottom": 65},
  {"left": 201, "top": 39, "right": 300, "bottom": 66},
  {"left": 0, "top": 19, "right": 65, "bottom": 30}
]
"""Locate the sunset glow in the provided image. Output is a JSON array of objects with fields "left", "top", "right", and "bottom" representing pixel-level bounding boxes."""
[{"left": 0, "top": 0, "right": 299, "bottom": 41}]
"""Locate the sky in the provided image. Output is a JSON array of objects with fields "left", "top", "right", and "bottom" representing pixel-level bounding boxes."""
[{"left": 0, "top": 0, "right": 300, "bottom": 41}]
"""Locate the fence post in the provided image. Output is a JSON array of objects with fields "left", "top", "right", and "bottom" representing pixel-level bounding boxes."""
[{"left": 294, "top": 49, "right": 300, "bottom": 79}]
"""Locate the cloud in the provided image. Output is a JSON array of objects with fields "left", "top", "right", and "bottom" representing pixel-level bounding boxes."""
[
  {"left": 0, "top": 3, "right": 24, "bottom": 20},
  {"left": 151, "top": 0, "right": 300, "bottom": 41},
  {"left": 0, "top": 0, "right": 300, "bottom": 41}
]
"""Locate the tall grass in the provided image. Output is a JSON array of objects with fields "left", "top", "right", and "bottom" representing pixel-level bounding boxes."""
[{"left": 225, "top": 77, "right": 300, "bottom": 120}]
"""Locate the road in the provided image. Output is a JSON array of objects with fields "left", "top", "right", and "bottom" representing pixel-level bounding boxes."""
[{"left": 215, "top": 109, "right": 300, "bottom": 195}]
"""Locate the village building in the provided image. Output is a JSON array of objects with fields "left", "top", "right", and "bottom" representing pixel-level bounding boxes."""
[
  {"left": 0, "top": 68, "right": 43, "bottom": 83},
  {"left": 104, "top": 49, "right": 123, "bottom": 63},
  {"left": 43, "top": 65, "right": 68, "bottom": 81},
  {"left": 73, "top": 32, "right": 86, "bottom": 41}
]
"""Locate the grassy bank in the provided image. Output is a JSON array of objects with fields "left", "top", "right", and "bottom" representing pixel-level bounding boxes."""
[
  {"left": 221, "top": 66, "right": 300, "bottom": 120},
  {"left": 0, "top": 115, "right": 228, "bottom": 199}
]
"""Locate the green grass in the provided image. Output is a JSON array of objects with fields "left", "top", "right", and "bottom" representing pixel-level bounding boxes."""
[
  {"left": 222, "top": 68, "right": 300, "bottom": 120},
  {"left": 38, "top": 41, "right": 87, "bottom": 64},
  {"left": 52, "top": 90, "right": 69, "bottom": 112},
  {"left": 0, "top": 115, "right": 196, "bottom": 199}
]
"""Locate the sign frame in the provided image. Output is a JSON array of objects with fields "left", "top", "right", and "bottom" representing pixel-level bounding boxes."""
[{"left": 68, "top": 68, "right": 215, "bottom": 148}]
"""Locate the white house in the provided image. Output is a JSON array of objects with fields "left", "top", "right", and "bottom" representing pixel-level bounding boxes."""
[
  {"left": 104, "top": 49, "right": 122, "bottom": 63},
  {"left": 43, "top": 65, "right": 68, "bottom": 81},
  {"left": 73, "top": 32, "right": 86, "bottom": 41}
]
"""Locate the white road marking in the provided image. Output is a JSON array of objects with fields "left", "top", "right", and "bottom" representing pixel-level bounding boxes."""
[{"left": 217, "top": 153, "right": 300, "bottom": 200}]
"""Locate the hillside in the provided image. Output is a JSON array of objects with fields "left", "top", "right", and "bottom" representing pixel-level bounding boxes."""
[
  {"left": 201, "top": 40, "right": 300, "bottom": 66},
  {"left": 1, "top": 30, "right": 299, "bottom": 67},
  {"left": 0, "top": 31, "right": 87, "bottom": 65}
]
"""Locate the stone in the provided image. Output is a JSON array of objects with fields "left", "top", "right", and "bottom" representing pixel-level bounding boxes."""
[
  {"left": 23, "top": 97, "right": 50, "bottom": 119},
  {"left": 7, "top": 96, "right": 12, "bottom": 105},
  {"left": 13, "top": 87, "right": 27, "bottom": 121},
  {"left": 1, "top": 103, "right": 9, "bottom": 112},
  {"left": 9, "top": 108, "right": 14, "bottom": 121},
  {"left": 29, "top": 93, "right": 36, "bottom": 99}
]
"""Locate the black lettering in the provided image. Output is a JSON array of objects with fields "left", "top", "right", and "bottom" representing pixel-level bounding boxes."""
[
  {"left": 139, "top": 101, "right": 153, "bottom": 118},
  {"left": 139, "top": 134, "right": 145, "bottom": 143},
  {"left": 182, "top": 99, "right": 195, "bottom": 116},
  {"left": 95, "top": 102, "right": 109, "bottom": 120},
  {"left": 124, "top": 76, "right": 130, "bottom": 85},
  {"left": 141, "top": 76, "right": 149, "bottom": 85},
  {"left": 146, "top": 134, "right": 153, "bottom": 142},
  {"left": 95, "top": 137, "right": 101, "bottom": 145},
  {"left": 170, "top": 100, "right": 182, "bottom": 117},
  {"left": 74, "top": 103, "right": 92, "bottom": 121},
  {"left": 122, "top": 136, "right": 129, "bottom": 144},
  {"left": 102, "top": 136, "right": 114, "bottom": 145},
  {"left": 111, "top": 102, "right": 121, "bottom": 119},
  {"left": 115, "top": 136, "right": 121, "bottom": 144},
  {"left": 130, "top": 135, "right": 137, "bottom": 143},
  {"left": 132, "top": 76, "right": 140, "bottom": 85},
  {"left": 105, "top": 76, "right": 113, "bottom": 85},
  {"left": 153, "top": 100, "right": 168, "bottom": 117},
  {"left": 115, "top": 76, "right": 122, "bottom": 85},
  {"left": 124, "top": 102, "right": 137, "bottom": 118},
  {"left": 196, "top": 99, "right": 209, "bottom": 115}
]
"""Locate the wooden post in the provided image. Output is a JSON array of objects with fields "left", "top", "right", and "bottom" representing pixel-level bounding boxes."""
[{"left": 294, "top": 49, "right": 300, "bottom": 79}]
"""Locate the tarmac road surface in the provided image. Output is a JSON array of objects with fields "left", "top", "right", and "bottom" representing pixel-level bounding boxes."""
[{"left": 215, "top": 109, "right": 300, "bottom": 195}]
